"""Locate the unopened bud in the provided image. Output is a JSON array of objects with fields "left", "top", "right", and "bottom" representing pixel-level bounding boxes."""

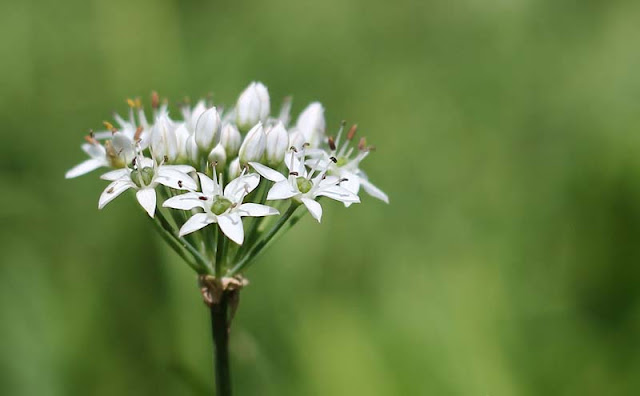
[
  {"left": 220, "top": 123, "right": 242, "bottom": 158},
  {"left": 296, "top": 102, "right": 325, "bottom": 147},
  {"left": 288, "top": 128, "right": 306, "bottom": 150},
  {"left": 236, "top": 82, "right": 270, "bottom": 132},
  {"left": 150, "top": 115, "right": 178, "bottom": 162},
  {"left": 228, "top": 157, "right": 241, "bottom": 180},
  {"left": 195, "top": 107, "right": 221, "bottom": 154},
  {"left": 265, "top": 122, "right": 289, "bottom": 166},
  {"left": 188, "top": 100, "right": 207, "bottom": 133},
  {"left": 238, "top": 122, "right": 266, "bottom": 164},
  {"left": 208, "top": 144, "right": 227, "bottom": 169},
  {"left": 185, "top": 135, "right": 199, "bottom": 164},
  {"left": 174, "top": 123, "right": 191, "bottom": 159}
]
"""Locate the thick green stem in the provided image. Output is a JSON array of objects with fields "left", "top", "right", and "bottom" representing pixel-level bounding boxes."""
[{"left": 210, "top": 291, "right": 232, "bottom": 396}]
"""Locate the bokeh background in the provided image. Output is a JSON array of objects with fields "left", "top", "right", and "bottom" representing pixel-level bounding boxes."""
[{"left": 1, "top": 0, "right": 640, "bottom": 394}]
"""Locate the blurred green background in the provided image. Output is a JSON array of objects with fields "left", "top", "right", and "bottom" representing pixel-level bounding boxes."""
[{"left": 2, "top": 0, "right": 640, "bottom": 394}]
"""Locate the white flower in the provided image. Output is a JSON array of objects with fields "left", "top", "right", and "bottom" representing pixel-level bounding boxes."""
[
  {"left": 228, "top": 157, "right": 241, "bottom": 180},
  {"left": 264, "top": 121, "right": 289, "bottom": 167},
  {"left": 220, "top": 123, "right": 242, "bottom": 158},
  {"left": 249, "top": 150, "right": 360, "bottom": 222},
  {"left": 65, "top": 138, "right": 109, "bottom": 179},
  {"left": 236, "top": 82, "right": 270, "bottom": 132},
  {"left": 238, "top": 122, "right": 266, "bottom": 164},
  {"left": 311, "top": 128, "right": 389, "bottom": 205},
  {"left": 163, "top": 172, "right": 279, "bottom": 244},
  {"left": 194, "top": 106, "right": 222, "bottom": 154},
  {"left": 65, "top": 131, "right": 138, "bottom": 179},
  {"left": 98, "top": 156, "right": 196, "bottom": 217},
  {"left": 295, "top": 102, "right": 325, "bottom": 147},
  {"left": 182, "top": 100, "right": 207, "bottom": 133}
]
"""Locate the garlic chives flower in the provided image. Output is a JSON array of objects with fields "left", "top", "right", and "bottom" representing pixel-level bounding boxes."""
[{"left": 163, "top": 172, "right": 278, "bottom": 244}]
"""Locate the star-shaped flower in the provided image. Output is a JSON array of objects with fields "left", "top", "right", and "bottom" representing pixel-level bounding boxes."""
[
  {"left": 98, "top": 156, "right": 196, "bottom": 217},
  {"left": 163, "top": 172, "right": 279, "bottom": 244},
  {"left": 249, "top": 149, "right": 360, "bottom": 222}
]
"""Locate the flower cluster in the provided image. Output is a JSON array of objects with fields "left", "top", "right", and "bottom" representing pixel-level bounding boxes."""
[{"left": 66, "top": 82, "right": 388, "bottom": 277}]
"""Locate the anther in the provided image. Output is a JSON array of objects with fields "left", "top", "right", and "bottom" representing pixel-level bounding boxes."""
[
  {"left": 330, "top": 156, "right": 337, "bottom": 163},
  {"left": 289, "top": 146, "right": 298, "bottom": 152},
  {"left": 103, "top": 121, "right": 115, "bottom": 131},
  {"left": 106, "top": 187, "right": 114, "bottom": 193},
  {"left": 126, "top": 98, "right": 136, "bottom": 108},
  {"left": 199, "top": 196, "right": 208, "bottom": 201},
  {"left": 340, "top": 120, "right": 347, "bottom": 127},
  {"left": 84, "top": 135, "right": 98, "bottom": 145},
  {"left": 135, "top": 98, "right": 142, "bottom": 108},
  {"left": 328, "top": 136, "right": 336, "bottom": 151},
  {"left": 151, "top": 91, "right": 160, "bottom": 109},
  {"left": 358, "top": 137, "right": 367, "bottom": 151},
  {"left": 178, "top": 180, "right": 183, "bottom": 188},
  {"left": 303, "top": 142, "right": 310, "bottom": 148},
  {"left": 134, "top": 126, "right": 144, "bottom": 141},
  {"left": 347, "top": 124, "right": 358, "bottom": 141},
  {"left": 289, "top": 172, "right": 299, "bottom": 176},
  {"left": 164, "top": 155, "right": 169, "bottom": 163}
]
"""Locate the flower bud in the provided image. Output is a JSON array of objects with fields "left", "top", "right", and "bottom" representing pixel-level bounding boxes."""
[
  {"left": 288, "top": 128, "right": 306, "bottom": 150},
  {"left": 208, "top": 144, "right": 227, "bottom": 169},
  {"left": 235, "top": 82, "right": 270, "bottom": 132},
  {"left": 174, "top": 123, "right": 191, "bottom": 160},
  {"left": 195, "top": 107, "right": 221, "bottom": 154},
  {"left": 185, "top": 135, "right": 199, "bottom": 164},
  {"left": 150, "top": 115, "right": 179, "bottom": 162},
  {"left": 220, "top": 123, "right": 242, "bottom": 158},
  {"left": 265, "top": 122, "right": 289, "bottom": 167},
  {"left": 238, "top": 122, "right": 266, "bottom": 164},
  {"left": 186, "top": 100, "right": 207, "bottom": 133},
  {"left": 228, "top": 157, "right": 241, "bottom": 180},
  {"left": 296, "top": 102, "right": 325, "bottom": 147}
]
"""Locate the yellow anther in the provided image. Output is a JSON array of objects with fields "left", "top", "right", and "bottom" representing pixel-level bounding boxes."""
[
  {"left": 134, "top": 97, "right": 142, "bottom": 108},
  {"left": 103, "top": 121, "right": 115, "bottom": 131},
  {"left": 126, "top": 98, "right": 136, "bottom": 108}
]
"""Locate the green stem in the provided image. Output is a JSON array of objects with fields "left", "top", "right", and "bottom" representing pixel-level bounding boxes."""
[
  {"left": 227, "top": 203, "right": 299, "bottom": 276},
  {"left": 215, "top": 226, "right": 227, "bottom": 278},
  {"left": 210, "top": 291, "right": 232, "bottom": 396}
]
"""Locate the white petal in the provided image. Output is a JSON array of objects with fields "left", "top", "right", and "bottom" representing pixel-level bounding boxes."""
[
  {"left": 82, "top": 143, "right": 106, "bottom": 158},
  {"left": 338, "top": 171, "right": 361, "bottom": 196},
  {"left": 217, "top": 212, "right": 245, "bottom": 245},
  {"left": 360, "top": 178, "right": 389, "bottom": 203},
  {"left": 249, "top": 162, "right": 286, "bottom": 182},
  {"left": 65, "top": 158, "right": 105, "bottom": 179},
  {"left": 198, "top": 173, "right": 221, "bottom": 196},
  {"left": 155, "top": 168, "right": 198, "bottom": 190},
  {"left": 98, "top": 179, "right": 134, "bottom": 209},
  {"left": 161, "top": 164, "right": 195, "bottom": 174},
  {"left": 267, "top": 180, "right": 298, "bottom": 200},
  {"left": 100, "top": 168, "right": 130, "bottom": 181},
  {"left": 237, "top": 203, "right": 279, "bottom": 217},
  {"left": 315, "top": 185, "right": 360, "bottom": 203},
  {"left": 224, "top": 173, "right": 260, "bottom": 201},
  {"left": 163, "top": 192, "right": 207, "bottom": 210},
  {"left": 179, "top": 213, "right": 213, "bottom": 236},
  {"left": 301, "top": 198, "right": 322, "bottom": 222},
  {"left": 136, "top": 188, "right": 157, "bottom": 217}
]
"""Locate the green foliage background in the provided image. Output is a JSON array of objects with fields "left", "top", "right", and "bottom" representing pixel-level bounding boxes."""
[{"left": 1, "top": 0, "right": 640, "bottom": 394}]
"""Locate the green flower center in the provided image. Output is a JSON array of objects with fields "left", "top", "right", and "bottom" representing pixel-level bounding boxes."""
[
  {"left": 211, "top": 197, "right": 232, "bottom": 215},
  {"left": 335, "top": 157, "right": 348, "bottom": 167},
  {"left": 296, "top": 177, "right": 313, "bottom": 194},
  {"left": 130, "top": 167, "right": 154, "bottom": 187}
]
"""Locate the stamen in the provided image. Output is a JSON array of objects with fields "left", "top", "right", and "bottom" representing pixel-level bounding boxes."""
[
  {"left": 328, "top": 136, "right": 336, "bottom": 151},
  {"left": 178, "top": 180, "right": 183, "bottom": 188},
  {"left": 126, "top": 98, "right": 136, "bottom": 108},
  {"left": 84, "top": 135, "right": 99, "bottom": 145},
  {"left": 330, "top": 156, "right": 337, "bottom": 163},
  {"left": 134, "top": 126, "right": 144, "bottom": 141},
  {"left": 199, "top": 196, "right": 208, "bottom": 201},
  {"left": 151, "top": 91, "right": 159, "bottom": 109},
  {"left": 135, "top": 97, "right": 142, "bottom": 109},
  {"left": 289, "top": 146, "right": 298, "bottom": 153},
  {"left": 347, "top": 124, "right": 358, "bottom": 141},
  {"left": 103, "top": 121, "right": 115, "bottom": 131},
  {"left": 289, "top": 172, "right": 299, "bottom": 176},
  {"left": 358, "top": 137, "right": 367, "bottom": 151},
  {"left": 106, "top": 187, "right": 115, "bottom": 193}
]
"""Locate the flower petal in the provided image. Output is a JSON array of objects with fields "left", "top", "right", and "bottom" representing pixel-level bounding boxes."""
[
  {"left": 224, "top": 173, "right": 260, "bottom": 201},
  {"left": 65, "top": 158, "right": 105, "bottom": 179},
  {"left": 163, "top": 192, "right": 207, "bottom": 210},
  {"left": 267, "top": 180, "right": 298, "bottom": 200},
  {"left": 179, "top": 213, "right": 213, "bottom": 237},
  {"left": 315, "top": 185, "right": 360, "bottom": 204},
  {"left": 155, "top": 168, "right": 197, "bottom": 190},
  {"left": 100, "top": 168, "right": 130, "bottom": 181},
  {"left": 161, "top": 164, "right": 195, "bottom": 174},
  {"left": 237, "top": 203, "right": 279, "bottom": 217},
  {"left": 248, "top": 162, "right": 286, "bottom": 182},
  {"left": 98, "top": 179, "right": 134, "bottom": 209},
  {"left": 136, "top": 188, "right": 157, "bottom": 217},
  {"left": 301, "top": 198, "right": 322, "bottom": 222},
  {"left": 198, "top": 172, "right": 221, "bottom": 196},
  {"left": 360, "top": 177, "right": 389, "bottom": 203},
  {"left": 218, "top": 213, "right": 245, "bottom": 245}
]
